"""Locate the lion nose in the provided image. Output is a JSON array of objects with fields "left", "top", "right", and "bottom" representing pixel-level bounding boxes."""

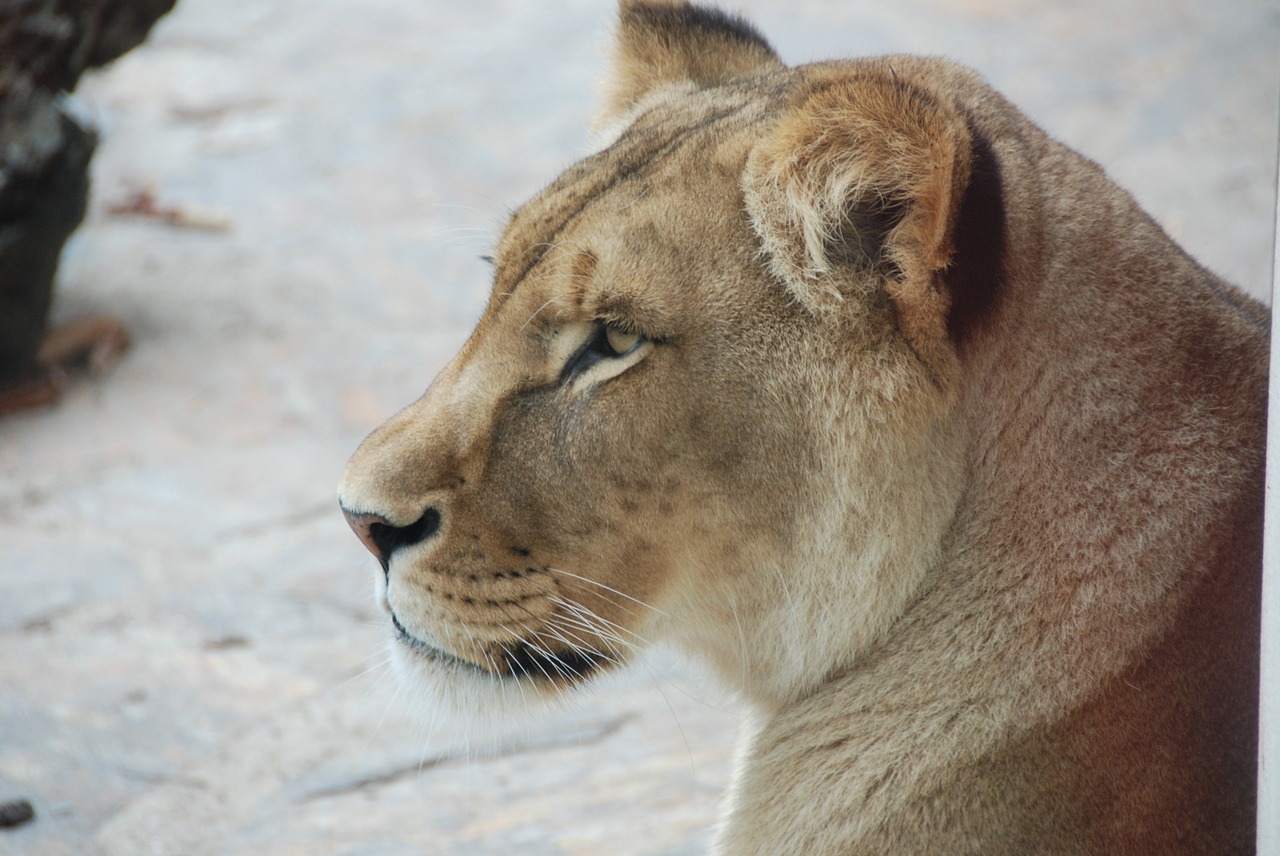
[{"left": 341, "top": 505, "right": 442, "bottom": 567}]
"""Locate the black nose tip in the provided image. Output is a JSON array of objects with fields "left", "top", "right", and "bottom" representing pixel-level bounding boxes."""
[{"left": 342, "top": 506, "right": 442, "bottom": 567}]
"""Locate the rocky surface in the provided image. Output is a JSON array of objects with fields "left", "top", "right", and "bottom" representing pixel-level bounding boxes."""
[{"left": 0, "top": 0, "right": 1275, "bottom": 854}]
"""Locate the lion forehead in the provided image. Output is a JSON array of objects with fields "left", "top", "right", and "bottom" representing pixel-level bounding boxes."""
[{"left": 489, "top": 84, "right": 779, "bottom": 301}]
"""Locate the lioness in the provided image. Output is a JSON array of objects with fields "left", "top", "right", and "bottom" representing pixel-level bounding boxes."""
[{"left": 339, "top": 2, "right": 1266, "bottom": 851}]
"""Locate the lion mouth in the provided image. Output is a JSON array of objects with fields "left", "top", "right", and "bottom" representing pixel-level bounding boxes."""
[
  {"left": 390, "top": 612, "right": 484, "bottom": 674},
  {"left": 390, "top": 611, "right": 610, "bottom": 684},
  {"left": 496, "top": 640, "right": 611, "bottom": 683}
]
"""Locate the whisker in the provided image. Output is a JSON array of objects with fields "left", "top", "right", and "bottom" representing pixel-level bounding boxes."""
[
  {"left": 532, "top": 632, "right": 591, "bottom": 675},
  {"left": 468, "top": 622, "right": 535, "bottom": 713},
  {"left": 551, "top": 602, "right": 648, "bottom": 661},
  {"left": 326, "top": 652, "right": 395, "bottom": 694},
  {"left": 548, "top": 567, "right": 668, "bottom": 616},
  {"left": 521, "top": 294, "right": 566, "bottom": 331},
  {"left": 509, "top": 598, "right": 599, "bottom": 675},
  {"left": 549, "top": 601, "right": 704, "bottom": 776},
  {"left": 426, "top": 224, "right": 493, "bottom": 237},
  {"left": 553, "top": 596, "right": 654, "bottom": 646},
  {"left": 508, "top": 636, "right": 567, "bottom": 683},
  {"left": 727, "top": 591, "right": 751, "bottom": 692},
  {"left": 369, "top": 652, "right": 408, "bottom": 748},
  {"left": 648, "top": 666, "right": 699, "bottom": 776},
  {"left": 551, "top": 608, "right": 635, "bottom": 654},
  {"left": 541, "top": 617, "right": 621, "bottom": 668},
  {"left": 491, "top": 601, "right": 580, "bottom": 682}
]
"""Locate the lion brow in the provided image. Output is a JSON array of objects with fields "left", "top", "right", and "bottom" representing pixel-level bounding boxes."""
[{"left": 493, "top": 101, "right": 761, "bottom": 302}]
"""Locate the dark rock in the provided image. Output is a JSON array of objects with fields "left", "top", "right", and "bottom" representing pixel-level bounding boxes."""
[
  {"left": 0, "top": 0, "right": 178, "bottom": 99},
  {"left": 0, "top": 797, "right": 35, "bottom": 829},
  {"left": 0, "top": 105, "right": 95, "bottom": 387},
  {"left": 0, "top": 0, "right": 175, "bottom": 399}
]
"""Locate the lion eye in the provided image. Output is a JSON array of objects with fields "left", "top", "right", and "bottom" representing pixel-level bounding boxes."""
[
  {"left": 559, "top": 323, "right": 648, "bottom": 383},
  {"left": 604, "top": 326, "right": 641, "bottom": 356}
]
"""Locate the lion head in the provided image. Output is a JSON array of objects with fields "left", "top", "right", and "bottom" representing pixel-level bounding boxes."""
[{"left": 339, "top": 1, "right": 1001, "bottom": 716}]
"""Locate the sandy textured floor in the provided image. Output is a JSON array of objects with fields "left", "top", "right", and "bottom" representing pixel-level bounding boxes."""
[{"left": 1, "top": 1, "right": 1276, "bottom": 853}]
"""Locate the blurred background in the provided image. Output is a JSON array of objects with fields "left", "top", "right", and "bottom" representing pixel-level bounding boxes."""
[{"left": 1, "top": 1, "right": 1276, "bottom": 853}]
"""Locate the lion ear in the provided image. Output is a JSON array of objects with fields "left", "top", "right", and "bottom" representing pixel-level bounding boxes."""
[
  {"left": 744, "top": 68, "right": 1003, "bottom": 384},
  {"left": 597, "top": 1, "right": 784, "bottom": 127}
]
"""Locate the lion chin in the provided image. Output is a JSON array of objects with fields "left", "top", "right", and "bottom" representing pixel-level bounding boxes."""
[
  {"left": 339, "top": 2, "right": 1265, "bottom": 853},
  {"left": 382, "top": 633, "right": 559, "bottom": 730}
]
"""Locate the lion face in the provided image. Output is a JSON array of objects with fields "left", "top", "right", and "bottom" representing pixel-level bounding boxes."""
[
  {"left": 339, "top": 9, "right": 972, "bottom": 713},
  {"left": 341, "top": 90, "right": 813, "bottom": 707}
]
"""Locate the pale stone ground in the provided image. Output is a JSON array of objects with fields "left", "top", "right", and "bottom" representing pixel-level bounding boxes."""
[{"left": 0, "top": 1, "right": 1276, "bottom": 854}]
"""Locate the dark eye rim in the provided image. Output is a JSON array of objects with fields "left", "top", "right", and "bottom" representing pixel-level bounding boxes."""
[{"left": 559, "top": 322, "right": 648, "bottom": 383}]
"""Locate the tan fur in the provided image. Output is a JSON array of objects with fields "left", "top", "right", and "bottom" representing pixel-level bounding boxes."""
[
  {"left": 339, "top": 3, "right": 1265, "bottom": 852},
  {"left": 598, "top": 0, "right": 783, "bottom": 131}
]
